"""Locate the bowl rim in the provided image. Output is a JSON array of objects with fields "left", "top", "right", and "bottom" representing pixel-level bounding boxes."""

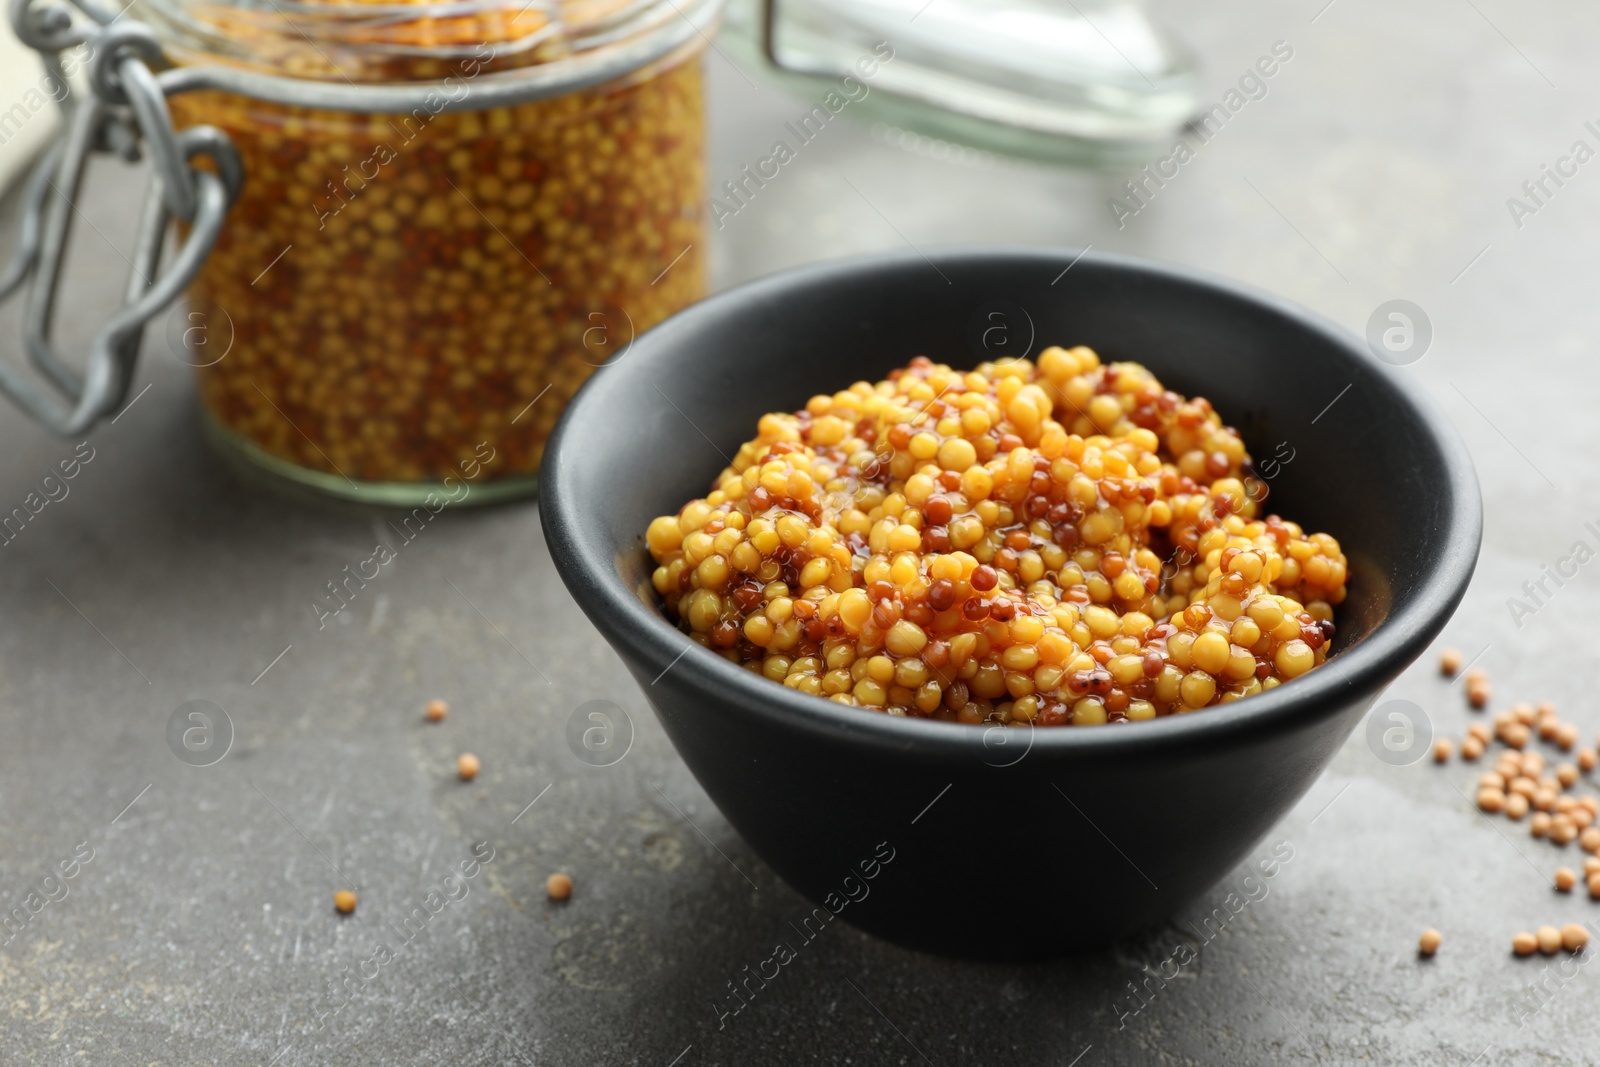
[{"left": 540, "top": 246, "right": 1483, "bottom": 757}]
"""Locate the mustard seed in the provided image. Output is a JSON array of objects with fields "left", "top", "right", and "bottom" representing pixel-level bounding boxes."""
[
  {"left": 334, "top": 890, "right": 357, "bottom": 915},
  {"left": 1465, "top": 668, "right": 1488, "bottom": 685},
  {"left": 546, "top": 872, "right": 573, "bottom": 901},
  {"left": 1557, "top": 723, "right": 1580, "bottom": 751},
  {"left": 426, "top": 699, "right": 449, "bottom": 723},
  {"left": 1582, "top": 828, "right": 1600, "bottom": 853},
  {"left": 1513, "top": 703, "right": 1536, "bottom": 726},
  {"left": 1513, "top": 931, "right": 1538, "bottom": 956},
  {"left": 1433, "top": 738, "right": 1452, "bottom": 763},
  {"left": 1480, "top": 772, "right": 1506, "bottom": 791},
  {"left": 1418, "top": 928, "right": 1442, "bottom": 956},
  {"left": 1506, "top": 793, "right": 1530, "bottom": 821},
  {"left": 1468, "top": 683, "right": 1490, "bottom": 709},
  {"left": 1531, "top": 812, "right": 1552, "bottom": 838},
  {"left": 1468, "top": 722, "right": 1492, "bottom": 744},
  {"left": 1551, "top": 816, "right": 1578, "bottom": 846},
  {"left": 1460, "top": 736, "right": 1484, "bottom": 761},
  {"left": 1558, "top": 764, "right": 1580, "bottom": 788},
  {"left": 1562, "top": 924, "right": 1590, "bottom": 953},
  {"left": 1477, "top": 787, "right": 1506, "bottom": 814},
  {"left": 1590, "top": 874, "right": 1600, "bottom": 900},
  {"left": 1584, "top": 856, "right": 1600, "bottom": 877},
  {"left": 1556, "top": 867, "right": 1578, "bottom": 892},
  {"left": 1502, "top": 723, "right": 1530, "bottom": 750},
  {"left": 1538, "top": 925, "right": 1563, "bottom": 955},
  {"left": 457, "top": 753, "right": 481, "bottom": 781},
  {"left": 1440, "top": 648, "right": 1462, "bottom": 676},
  {"left": 1578, "top": 747, "right": 1597, "bottom": 773}
]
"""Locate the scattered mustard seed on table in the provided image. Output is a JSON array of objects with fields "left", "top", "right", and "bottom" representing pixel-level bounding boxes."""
[
  {"left": 1561, "top": 924, "right": 1590, "bottom": 952},
  {"left": 1440, "top": 648, "right": 1462, "bottom": 676},
  {"left": 1555, "top": 867, "right": 1577, "bottom": 892},
  {"left": 547, "top": 873, "right": 573, "bottom": 901},
  {"left": 1418, "top": 928, "right": 1442, "bottom": 956},
  {"left": 426, "top": 699, "right": 449, "bottom": 723},
  {"left": 457, "top": 753, "right": 481, "bottom": 781},
  {"left": 1433, "top": 738, "right": 1453, "bottom": 763},
  {"left": 1513, "top": 931, "right": 1538, "bottom": 956},
  {"left": 1537, "top": 926, "right": 1563, "bottom": 955},
  {"left": 334, "top": 890, "right": 357, "bottom": 915}
]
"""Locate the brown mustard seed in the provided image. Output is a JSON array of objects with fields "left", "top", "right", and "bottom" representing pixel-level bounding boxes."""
[
  {"left": 1513, "top": 703, "right": 1536, "bottom": 725},
  {"left": 1582, "top": 828, "right": 1600, "bottom": 853},
  {"left": 1590, "top": 874, "right": 1600, "bottom": 901},
  {"left": 1433, "top": 738, "right": 1452, "bottom": 763},
  {"left": 1460, "top": 736, "right": 1484, "bottom": 761},
  {"left": 1539, "top": 717, "right": 1561, "bottom": 742},
  {"left": 1586, "top": 856, "right": 1600, "bottom": 877},
  {"left": 1465, "top": 668, "right": 1488, "bottom": 685},
  {"left": 1522, "top": 751, "right": 1546, "bottom": 775},
  {"left": 1557, "top": 723, "right": 1580, "bottom": 751},
  {"left": 1480, "top": 772, "right": 1507, "bottom": 790},
  {"left": 1558, "top": 764, "right": 1580, "bottom": 788},
  {"left": 1468, "top": 683, "right": 1491, "bottom": 709},
  {"left": 1562, "top": 924, "right": 1590, "bottom": 952},
  {"left": 1477, "top": 787, "right": 1506, "bottom": 814},
  {"left": 1579, "top": 747, "right": 1597, "bottom": 773},
  {"left": 1538, "top": 925, "right": 1563, "bottom": 955},
  {"left": 1506, "top": 793, "right": 1530, "bottom": 821},
  {"left": 457, "top": 753, "right": 481, "bottom": 781},
  {"left": 1531, "top": 812, "right": 1552, "bottom": 838},
  {"left": 1418, "top": 928, "right": 1442, "bottom": 956},
  {"left": 426, "top": 699, "right": 449, "bottom": 723},
  {"left": 334, "top": 890, "right": 357, "bottom": 915},
  {"left": 546, "top": 872, "right": 573, "bottom": 901},
  {"left": 1556, "top": 867, "right": 1578, "bottom": 892},
  {"left": 1513, "top": 931, "right": 1539, "bottom": 956},
  {"left": 1552, "top": 819, "right": 1579, "bottom": 846},
  {"left": 1468, "top": 722, "right": 1492, "bottom": 744},
  {"left": 1502, "top": 723, "right": 1531, "bottom": 750},
  {"left": 1440, "top": 648, "right": 1462, "bottom": 676}
]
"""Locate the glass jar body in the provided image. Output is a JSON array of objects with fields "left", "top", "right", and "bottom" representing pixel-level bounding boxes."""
[{"left": 167, "top": 45, "right": 708, "bottom": 503}]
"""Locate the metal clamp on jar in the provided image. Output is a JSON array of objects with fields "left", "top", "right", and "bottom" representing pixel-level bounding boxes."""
[{"left": 2, "top": 0, "right": 722, "bottom": 504}]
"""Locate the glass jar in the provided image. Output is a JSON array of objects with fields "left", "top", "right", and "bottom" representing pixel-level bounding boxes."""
[{"left": 146, "top": 0, "right": 720, "bottom": 503}]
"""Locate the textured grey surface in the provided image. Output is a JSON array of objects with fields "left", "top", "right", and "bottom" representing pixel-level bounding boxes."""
[{"left": 1, "top": 0, "right": 1597, "bottom": 1063}]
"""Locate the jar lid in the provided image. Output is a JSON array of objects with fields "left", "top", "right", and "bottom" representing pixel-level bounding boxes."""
[{"left": 730, "top": 0, "right": 1197, "bottom": 165}]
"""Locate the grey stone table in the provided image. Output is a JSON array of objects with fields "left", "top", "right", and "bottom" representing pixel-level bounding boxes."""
[{"left": 2, "top": 0, "right": 1597, "bottom": 1063}]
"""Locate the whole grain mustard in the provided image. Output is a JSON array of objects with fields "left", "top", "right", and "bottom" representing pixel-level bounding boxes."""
[
  {"left": 166, "top": 0, "right": 708, "bottom": 487},
  {"left": 646, "top": 346, "right": 1350, "bottom": 726}
]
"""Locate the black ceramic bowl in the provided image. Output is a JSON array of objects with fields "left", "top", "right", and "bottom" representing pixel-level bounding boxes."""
[{"left": 541, "top": 248, "right": 1480, "bottom": 960}]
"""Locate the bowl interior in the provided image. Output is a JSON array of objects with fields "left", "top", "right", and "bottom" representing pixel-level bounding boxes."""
[{"left": 544, "top": 247, "right": 1479, "bottom": 745}]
